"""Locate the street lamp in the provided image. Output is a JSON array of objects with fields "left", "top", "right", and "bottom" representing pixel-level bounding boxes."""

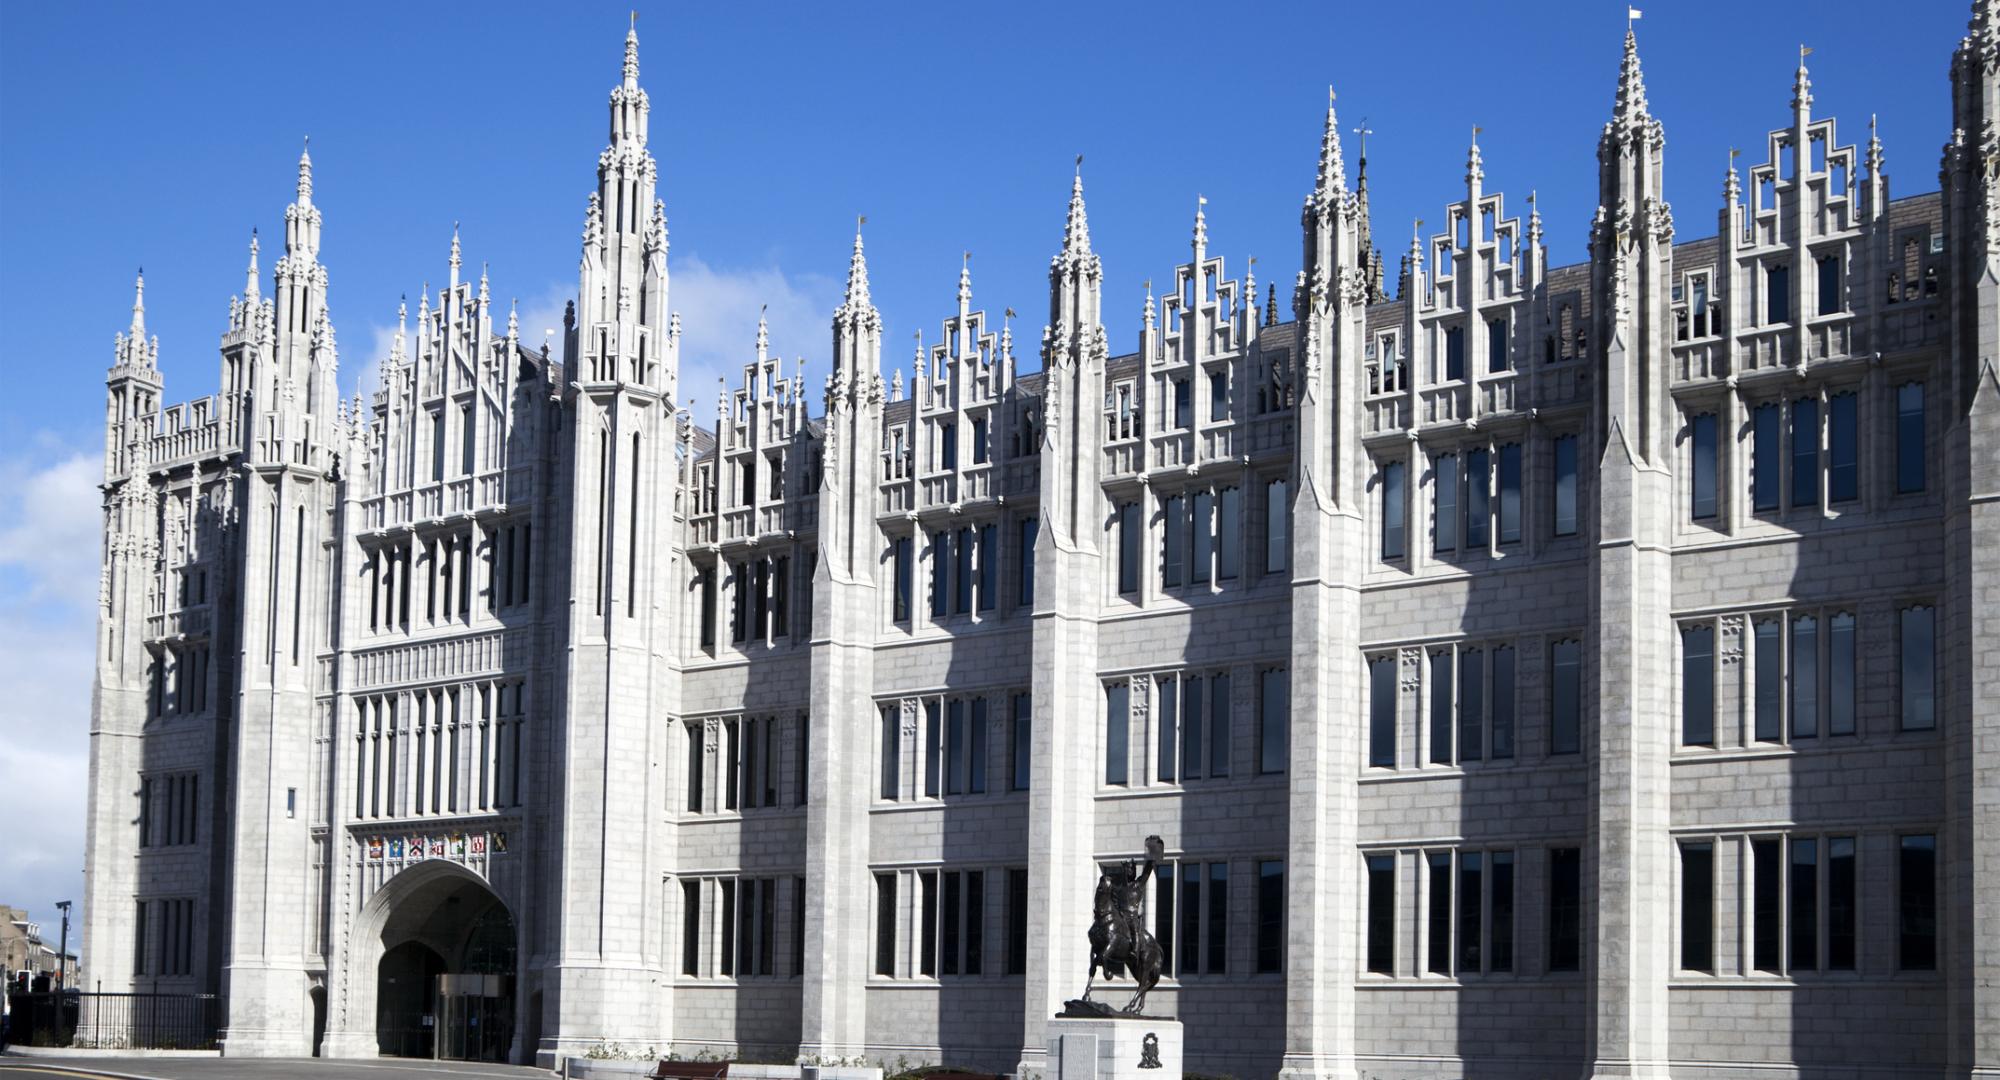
[{"left": 54, "top": 900, "right": 72, "bottom": 991}]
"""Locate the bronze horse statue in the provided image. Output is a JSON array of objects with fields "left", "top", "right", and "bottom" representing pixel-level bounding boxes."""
[{"left": 1080, "top": 834, "right": 1166, "bottom": 1015}]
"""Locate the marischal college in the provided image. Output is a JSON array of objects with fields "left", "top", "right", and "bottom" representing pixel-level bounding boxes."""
[{"left": 82, "top": 4, "right": 2000, "bottom": 1077}]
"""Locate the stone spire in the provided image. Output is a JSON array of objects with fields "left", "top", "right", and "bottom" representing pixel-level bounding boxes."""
[
  {"left": 1724, "top": 150, "right": 1742, "bottom": 201},
  {"left": 1192, "top": 196, "right": 1209, "bottom": 253},
  {"left": 1142, "top": 282, "right": 1155, "bottom": 332},
  {"left": 1316, "top": 89, "right": 1347, "bottom": 198},
  {"left": 449, "top": 224, "right": 463, "bottom": 283},
  {"left": 245, "top": 230, "right": 261, "bottom": 300},
  {"left": 478, "top": 262, "right": 490, "bottom": 307},
  {"left": 393, "top": 296, "right": 408, "bottom": 363},
  {"left": 840, "top": 222, "right": 874, "bottom": 317},
  {"left": 129, "top": 269, "right": 146, "bottom": 339},
  {"left": 1061, "top": 160, "right": 1092, "bottom": 261},
  {"left": 1615, "top": 29, "right": 1651, "bottom": 125},
  {"left": 1466, "top": 127, "right": 1484, "bottom": 186},
  {"left": 958, "top": 252, "right": 973, "bottom": 309},
  {"left": 114, "top": 270, "right": 158, "bottom": 372},
  {"left": 296, "top": 137, "right": 313, "bottom": 205},
  {"left": 623, "top": 13, "right": 640, "bottom": 88},
  {"left": 1792, "top": 45, "right": 1814, "bottom": 116},
  {"left": 1266, "top": 283, "right": 1277, "bottom": 326}
]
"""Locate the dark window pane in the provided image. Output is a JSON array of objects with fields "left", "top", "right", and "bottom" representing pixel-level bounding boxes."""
[
  {"left": 1382, "top": 461, "right": 1407, "bottom": 559},
  {"left": 1490, "top": 647, "right": 1516, "bottom": 760},
  {"left": 1105, "top": 684, "right": 1129, "bottom": 785},
  {"left": 1550, "top": 640, "right": 1581, "bottom": 755},
  {"left": 1259, "top": 669, "right": 1287, "bottom": 774},
  {"left": 1828, "top": 393, "right": 1857, "bottom": 502},
  {"left": 1192, "top": 492, "right": 1214, "bottom": 584},
  {"left": 1256, "top": 860, "right": 1285, "bottom": 973},
  {"left": 1162, "top": 495, "right": 1185, "bottom": 588},
  {"left": 1753, "top": 404, "right": 1782, "bottom": 511},
  {"left": 1767, "top": 263, "right": 1791, "bottom": 324},
  {"left": 964, "top": 698, "right": 985, "bottom": 794},
  {"left": 1792, "top": 615, "right": 1819, "bottom": 740},
  {"left": 1553, "top": 435, "right": 1578, "bottom": 537},
  {"left": 1490, "top": 851, "right": 1514, "bottom": 972},
  {"left": 1753, "top": 838, "right": 1782, "bottom": 972},
  {"left": 1019, "top": 518, "right": 1038, "bottom": 605},
  {"left": 1829, "top": 612, "right": 1856, "bottom": 736},
  {"left": 919, "top": 871, "right": 937, "bottom": 977},
  {"left": 1011, "top": 694, "right": 1031, "bottom": 791},
  {"left": 1118, "top": 503, "right": 1140, "bottom": 594},
  {"left": 1896, "top": 382, "right": 1925, "bottom": 494},
  {"left": 1691, "top": 414, "right": 1718, "bottom": 519},
  {"left": 1466, "top": 449, "right": 1490, "bottom": 547},
  {"left": 1755, "top": 620, "right": 1783, "bottom": 741},
  {"left": 881, "top": 706, "right": 901, "bottom": 801},
  {"left": 1209, "top": 673, "right": 1231, "bottom": 777},
  {"left": 1497, "top": 444, "right": 1521, "bottom": 544},
  {"left": 683, "top": 880, "right": 702, "bottom": 976},
  {"left": 1427, "top": 852, "right": 1453, "bottom": 974},
  {"left": 945, "top": 699, "right": 964, "bottom": 796},
  {"left": 1217, "top": 486, "right": 1241, "bottom": 581},
  {"left": 1158, "top": 676, "right": 1179, "bottom": 782},
  {"left": 1435, "top": 454, "right": 1459, "bottom": 552},
  {"left": 1818, "top": 254, "right": 1842, "bottom": 315},
  {"left": 1902, "top": 606, "right": 1936, "bottom": 730},
  {"left": 1828, "top": 837, "right": 1856, "bottom": 971},
  {"left": 893, "top": 538, "right": 912, "bottom": 622},
  {"left": 1460, "top": 649, "right": 1485, "bottom": 764},
  {"left": 941, "top": 872, "right": 961, "bottom": 975},
  {"left": 1370, "top": 658, "right": 1396, "bottom": 768},
  {"left": 1790, "top": 838, "right": 1818, "bottom": 971},
  {"left": 1156, "top": 863, "right": 1175, "bottom": 974},
  {"left": 1549, "top": 847, "right": 1581, "bottom": 972},
  {"left": 1683, "top": 624, "right": 1715, "bottom": 746},
  {"left": 1681, "top": 842, "right": 1714, "bottom": 972},
  {"left": 1367, "top": 854, "right": 1396, "bottom": 974},
  {"left": 1183, "top": 676, "right": 1205, "bottom": 779},
  {"left": 1179, "top": 867, "right": 1202, "bottom": 977},
  {"left": 1899, "top": 835, "right": 1936, "bottom": 970},
  {"left": 720, "top": 879, "right": 736, "bottom": 977},
  {"left": 1791, "top": 398, "right": 1819, "bottom": 508},
  {"left": 1458, "top": 851, "right": 1484, "bottom": 973},
  {"left": 1445, "top": 326, "right": 1465, "bottom": 381},
  {"left": 924, "top": 701, "right": 941, "bottom": 797},
  {"left": 1488, "top": 318, "right": 1509, "bottom": 373},
  {"left": 1430, "top": 651, "right": 1455, "bottom": 765},
  {"left": 1206, "top": 862, "right": 1229, "bottom": 974},
  {"left": 1007, "top": 868, "right": 1030, "bottom": 975}
]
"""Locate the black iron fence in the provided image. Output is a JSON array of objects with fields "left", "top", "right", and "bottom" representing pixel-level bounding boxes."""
[{"left": 6, "top": 991, "right": 224, "bottom": 1050}]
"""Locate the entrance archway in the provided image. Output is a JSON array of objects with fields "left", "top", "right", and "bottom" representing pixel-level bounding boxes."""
[{"left": 365, "top": 863, "right": 517, "bottom": 1062}]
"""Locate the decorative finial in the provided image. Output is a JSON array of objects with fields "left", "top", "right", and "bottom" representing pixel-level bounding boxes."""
[{"left": 297, "top": 136, "right": 314, "bottom": 202}]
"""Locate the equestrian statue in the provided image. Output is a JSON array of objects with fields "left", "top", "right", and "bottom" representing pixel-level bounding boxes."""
[{"left": 1070, "top": 834, "right": 1167, "bottom": 1016}]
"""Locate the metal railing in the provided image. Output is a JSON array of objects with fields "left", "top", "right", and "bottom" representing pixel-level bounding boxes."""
[{"left": 6, "top": 991, "right": 224, "bottom": 1050}]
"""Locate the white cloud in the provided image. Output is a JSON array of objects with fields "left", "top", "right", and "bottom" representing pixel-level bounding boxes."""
[
  {"left": 667, "top": 254, "right": 840, "bottom": 415},
  {"left": 343, "top": 255, "right": 837, "bottom": 427},
  {"left": 0, "top": 448, "right": 99, "bottom": 958}
]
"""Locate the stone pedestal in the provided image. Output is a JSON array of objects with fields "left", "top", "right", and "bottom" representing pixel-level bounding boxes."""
[{"left": 1046, "top": 1016, "right": 1181, "bottom": 1080}]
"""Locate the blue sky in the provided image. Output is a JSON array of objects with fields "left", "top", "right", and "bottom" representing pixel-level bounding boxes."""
[{"left": 0, "top": 1, "right": 1970, "bottom": 961}]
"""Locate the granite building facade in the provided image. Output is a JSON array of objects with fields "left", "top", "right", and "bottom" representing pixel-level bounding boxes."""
[{"left": 83, "top": 6, "right": 2000, "bottom": 1078}]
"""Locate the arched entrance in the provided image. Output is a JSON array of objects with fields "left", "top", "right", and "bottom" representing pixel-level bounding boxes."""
[{"left": 368, "top": 864, "right": 518, "bottom": 1062}]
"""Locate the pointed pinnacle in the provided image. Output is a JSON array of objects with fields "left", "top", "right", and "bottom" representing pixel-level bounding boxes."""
[
  {"left": 130, "top": 270, "right": 146, "bottom": 337},
  {"left": 297, "top": 136, "right": 314, "bottom": 202}
]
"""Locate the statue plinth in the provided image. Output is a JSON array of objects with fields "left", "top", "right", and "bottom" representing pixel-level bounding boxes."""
[{"left": 1047, "top": 1015, "right": 1182, "bottom": 1080}]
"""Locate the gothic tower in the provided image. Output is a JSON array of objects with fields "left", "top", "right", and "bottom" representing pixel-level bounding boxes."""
[
  {"left": 800, "top": 226, "right": 885, "bottom": 1059},
  {"left": 542, "top": 20, "right": 684, "bottom": 1061},
  {"left": 1942, "top": 1, "right": 2000, "bottom": 1072},
  {"left": 1279, "top": 96, "right": 1369, "bottom": 1080},
  {"left": 82, "top": 274, "right": 167, "bottom": 999},
  {"left": 221, "top": 144, "right": 341, "bottom": 1055},
  {"left": 1585, "top": 29, "right": 1677, "bottom": 1080},
  {"left": 1018, "top": 167, "right": 1108, "bottom": 1075}
]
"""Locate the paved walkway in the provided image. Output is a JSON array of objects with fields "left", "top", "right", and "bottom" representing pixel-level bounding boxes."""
[{"left": 0, "top": 1055, "right": 554, "bottom": 1080}]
